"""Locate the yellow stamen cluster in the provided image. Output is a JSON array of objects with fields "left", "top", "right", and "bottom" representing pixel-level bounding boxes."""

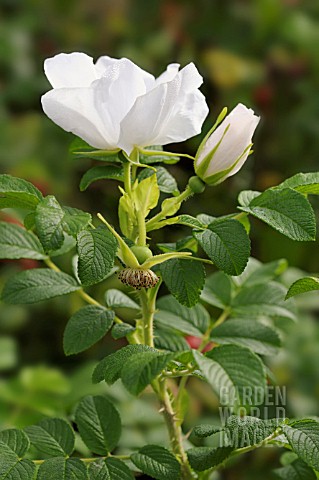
[{"left": 118, "top": 268, "right": 159, "bottom": 289}]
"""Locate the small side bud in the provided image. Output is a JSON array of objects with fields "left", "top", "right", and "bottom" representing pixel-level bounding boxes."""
[{"left": 188, "top": 176, "right": 206, "bottom": 194}]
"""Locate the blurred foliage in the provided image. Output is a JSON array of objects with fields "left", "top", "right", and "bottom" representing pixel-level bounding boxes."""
[{"left": 1, "top": 0, "right": 319, "bottom": 478}]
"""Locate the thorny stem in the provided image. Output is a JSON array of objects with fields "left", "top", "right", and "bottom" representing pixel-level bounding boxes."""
[
  {"left": 154, "top": 379, "right": 196, "bottom": 479},
  {"left": 138, "top": 282, "right": 195, "bottom": 478},
  {"left": 45, "top": 163, "right": 199, "bottom": 479}
]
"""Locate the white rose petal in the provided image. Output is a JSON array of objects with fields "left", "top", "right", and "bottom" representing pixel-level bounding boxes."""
[{"left": 41, "top": 53, "right": 209, "bottom": 155}]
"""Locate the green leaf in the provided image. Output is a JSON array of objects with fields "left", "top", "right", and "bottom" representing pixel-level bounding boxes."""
[
  {"left": 133, "top": 174, "right": 160, "bottom": 219},
  {"left": 193, "top": 424, "right": 221, "bottom": 438},
  {"left": 92, "top": 345, "right": 155, "bottom": 384},
  {"left": 131, "top": 445, "right": 181, "bottom": 480},
  {"left": 160, "top": 258, "right": 205, "bottom": 307},
  {"left": 197, "top": 213, "right": 215, "bottom": 224},
  {"left": 37, "top": 457, "right": 88, "bottom": 480},
  {"left": 104, "top": 458, "right": 134, "bottom": 480},
  {"left": 286, "top": 276, "right": 319, "bottom": 299},
  {"left": 62, "top": 206, "right": 92, "bottom": 237},
  {"left": 231, "top": 282, "right": 297, "bottom": 320},
  {"left": 35, "top": 196, "right": 65, "bottom": 252},
  {"left": 0, "top": 174, "right": 43, "bottom": 210},
  {"left": 111, "top": 323, "right": 135, "bottom": 339},
  {"left": 0, "top": 221, "right": 46, "bottom": 260},
  {"left": 174, "top": 215, "right": 206, "bottom": 229},
  {"left": 225, "top": 415, "right": 281, "bottom": 448},
  {"left": 194, "top": 345, "right": 267, "bottom": 408},
  {"left": 77, "top": 227, "right": 117, "bottom": 286},
  {"left": 140, "top": 146, "right": 180, "bottom": 165},
  {"left": 88, "top": 460, "right": 110, "bottom": 480},
  {"left": 239, "top": 188, "right": 316, "bottom": 241},
  {"left": 282, "top": 419, "right": 319, "bottom": 470},
  {"left": 89, "top": 458, "right": 134, "bottom": 480},
  {"left": 233, "top": 258, "right": 288, "bottom": 288},
  {"left": 187, "top": 446, "right": 233, "bottom": 471},
  {"left": 75, "top": 395, "right": 121, "bottom": 455},
  {"left": 278, "top": 172, "right": 319, "bottom": 195},
  {"left": 1, "top": 269, "right": 80, "bottom": 304},
  {"left": 157, "top": 236, "right": 198, "bottom": 254},
  {"left": 36, "top": 197, "right": 92, "bottom": 252},
  {"left": 273, "top": 459, "right": 317, "bottom": 480},
  {"left": 25, "top": 418, "right": 75, "bottom": 457},
  {"left": 194, "top": 218, "right": 250, "bottom": 275},
  {"left": 23, "top": 211, "right": 36, "bottom": 230},
  {"left": 156, "top": 295, "right": 210, "bottom": 336},
  {"left": 154, "top": 328, "right": 190, "bottom": 352},
  {"left": 121, "top": 351, "right": 175, "bottom": 396},
  {"left": 70, "top": 137, "right": 120, "bottom": 162},
  {"left": 105, "top": 289, "right": 140, "bottom": 310},
  {"left": 211, "top": 319, "right": 281, "bottom": 356},
  {"left": 138, "top": 167, "right": 179, "bottom": 195},
  {"left": 0, "top": 429, "right": 30, "bottom": 457},
  {"left": 63, "top": 306, "right": 114, "bottom": 355},
  {"left": 0, "top": 454, "right": 35, "bottom": 480},
  {"left": 118, "top": 190, "right": 137, "bottom": 239},
  {"left": 80, "top": 165, "right": 124, "bottom": 191},
  {"left": 50, "top": 234, "right": 76, "bottom": 257},
  {"left": 238, "top": 190, "right": 261, "bottom": 207},
  {"left": 200, "top": 271, "right": 233, "bottom": 308}
]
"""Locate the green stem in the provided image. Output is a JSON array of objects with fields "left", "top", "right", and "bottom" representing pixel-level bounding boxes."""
[
  {"left": 123, "top": 162, "right": 132, "bottom": 194},
  {"left": 233, "top": 212, "right": 248, "bottom": 221},
  {"left": 33, "top": 453, "right": 131, "bottom": 466},
  {"left": 198, "top": 308, "right": 230, "bottom": 352},
  {"left": 139, "top": 288, "right": 155, "bottom": 347},
  {"left": 137, "top": 209, "right": 147, "bottom": 246}
]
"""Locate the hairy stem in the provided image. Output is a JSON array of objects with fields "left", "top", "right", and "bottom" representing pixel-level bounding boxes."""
[{"left": 139, "top": 288, "right": 155, "bottom": 347}]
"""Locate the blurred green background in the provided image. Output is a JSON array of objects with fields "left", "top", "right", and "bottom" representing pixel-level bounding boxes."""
[{"left": 1, "top": 1, "right": 319, "bottom": 478}]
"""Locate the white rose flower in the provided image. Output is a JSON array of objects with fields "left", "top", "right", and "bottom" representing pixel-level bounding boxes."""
[
  {"left": 41, "top": 53, "right": 209, "bottom": 155},
  {"left": 194, "top": 103, "right": 260, "bottom": 185}
]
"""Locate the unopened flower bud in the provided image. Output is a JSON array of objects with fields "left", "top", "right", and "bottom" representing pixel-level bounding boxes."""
[{"left": 194, "top": 103, "right": 260, "bottom": 185}]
